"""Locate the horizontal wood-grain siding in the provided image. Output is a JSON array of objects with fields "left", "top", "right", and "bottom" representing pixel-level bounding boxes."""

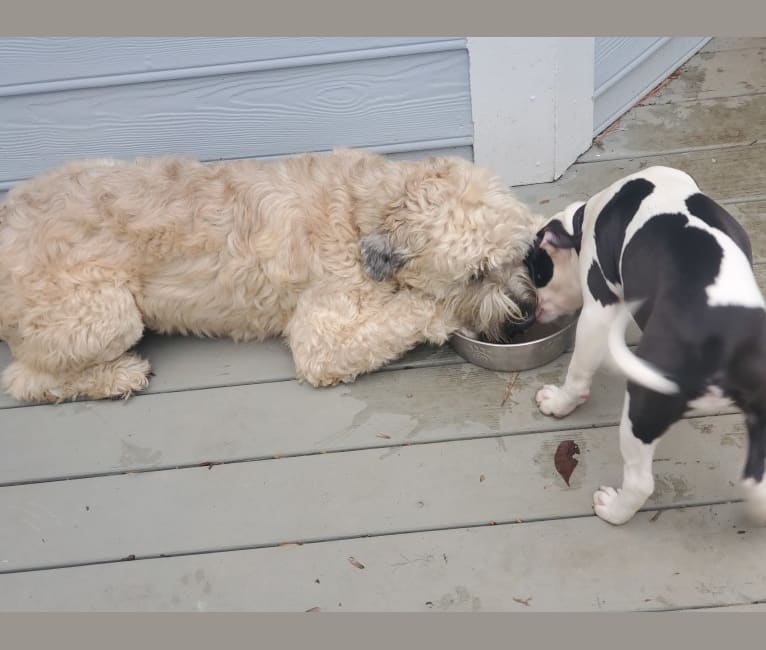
[
  {"left": 0, "top": 38, "right": 458, "bottom": 87},
  {"left": 0, "top": 38, "right": 473, "bottom": 189}
]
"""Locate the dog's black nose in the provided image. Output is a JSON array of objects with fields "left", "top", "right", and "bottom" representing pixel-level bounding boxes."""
[{"left": 500, "top": 302, "right": 537, "bottom": 339}]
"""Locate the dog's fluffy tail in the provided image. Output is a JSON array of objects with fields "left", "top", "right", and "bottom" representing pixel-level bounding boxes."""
[{"left": 607, "top": 301, "right": 680, "bottom": 395}]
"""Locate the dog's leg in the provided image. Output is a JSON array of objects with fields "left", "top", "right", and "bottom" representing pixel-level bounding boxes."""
[
  {"left": 593, "top": 385, "right": 685, "bottom": 525},
  {"left": 741, "top": 410, "right": 766, "bottom": 524},
  {"left": 287, "top": 287, "right": 454, "bottom": 387},
  {"left": 536, "top": 302, "right": 616, "bottom": 417},
  {"left": 3, "top": 354, "right": 151, "bottom": 403},
  {"left": 593, "top": 393, "right": 658, "bottom": 525},
  {"left": 2, "top": 283, "right": 150, "bottom": 402}
]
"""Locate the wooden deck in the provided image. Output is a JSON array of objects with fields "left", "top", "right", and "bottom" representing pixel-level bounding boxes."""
[{"left": 3, "top": 37, "right": 766, "bottom": 611}]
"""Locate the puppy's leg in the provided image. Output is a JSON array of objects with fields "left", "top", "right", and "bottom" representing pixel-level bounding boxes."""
[
  {"left": 3, "top": 283, "right": 150, "bottom": 402},
  {"left": 741, "top": 410, "right": 766, "bottom": 523},
  {"left": 287, "top": 286, "right": 454, "bottom": 387},
  {"left": 536, "top": 303, "right": 616, "bottom": 417},
  {"left": 593, "top": 386, "right": 684, "bottom": 525}
]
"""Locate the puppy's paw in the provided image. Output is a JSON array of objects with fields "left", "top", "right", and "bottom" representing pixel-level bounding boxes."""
[
  {"left": 535, "top": 384, "right": 583, "bottom": 418},
  {"left": 592, "top": 486, "right": 638, "bottom": 525},
  {"left": 742, "top": 478, "right": 766, "bottom": 525}
]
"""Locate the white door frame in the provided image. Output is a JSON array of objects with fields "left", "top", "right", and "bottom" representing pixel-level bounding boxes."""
[{"left": 467, "top": 37, "right": 595, "bottom": 187}]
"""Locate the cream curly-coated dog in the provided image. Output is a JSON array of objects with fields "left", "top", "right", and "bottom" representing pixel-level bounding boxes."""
[{"left": 0, "top": 148, "right": 541, "bottom": 403}]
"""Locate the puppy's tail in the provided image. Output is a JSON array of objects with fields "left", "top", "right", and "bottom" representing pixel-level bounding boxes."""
[{"left": 607, "top": 301, "right": 680, "bottom": 395}]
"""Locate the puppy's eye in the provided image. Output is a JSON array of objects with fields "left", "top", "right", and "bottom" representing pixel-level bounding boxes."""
[
  {"left": 470, "top": 269, "right": 488, "bottom": 283},
  {"left": 531, "top": 250, "right": 554, "bottom": 287}
]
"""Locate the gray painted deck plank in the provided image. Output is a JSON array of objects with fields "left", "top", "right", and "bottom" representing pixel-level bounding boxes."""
[
  {"left": 513, "top": 143, "right": 766, "bottom": 213},
  {"left": 580, "top": 94, "right": 766, "bottom": 162},
  {"left": 701, "top": 38, "right": 766, "bottom": 53},
  {"left": 0, "top": 338, "right": 461, "bottom": 410},
  {"left": 1, "top": 502, "right": 762, "bottom": 611},
  {"left": 642, "top": 46, "right": 766, "bottom": 105},
  {"left": 0, "top": 301, "right": 718, "bottom": 485},
  {"left": 0, "top": 412, "right": 747, "bottom": 572},
  {"left": 0, "top": 352, "right": 641, "bottom": 484}
]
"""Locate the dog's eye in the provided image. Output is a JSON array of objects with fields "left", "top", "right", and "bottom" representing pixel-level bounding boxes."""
[{"left": 469, "top": 260, "right": 492, "bottom": 283}]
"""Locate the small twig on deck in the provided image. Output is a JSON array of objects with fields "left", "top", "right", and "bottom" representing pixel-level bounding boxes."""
[{"left": 500, "top": 372, "right": 520, "bottom": 406}]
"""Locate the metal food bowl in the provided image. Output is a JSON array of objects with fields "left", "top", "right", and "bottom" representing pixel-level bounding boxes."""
[{"left": 450, "top": 313, "right": 578, "bottom": 372}]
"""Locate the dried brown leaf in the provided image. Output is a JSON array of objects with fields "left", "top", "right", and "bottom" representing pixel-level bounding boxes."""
[{"left": 554, "top": 440, "right": 580, "bottom": 486}]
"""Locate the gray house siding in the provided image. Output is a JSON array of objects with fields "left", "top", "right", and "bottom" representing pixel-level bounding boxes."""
[{"left": 0, "top": 38, "right": 473, "bottom": 194}]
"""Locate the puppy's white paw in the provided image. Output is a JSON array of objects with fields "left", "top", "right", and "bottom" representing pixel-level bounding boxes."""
[
  {"left": 742, "top": 478, "right": 766, "bottom": 525},
  {"left": 592, "top": 486, "right": 639, "bottom": 525},
  {"left": 535, "top": 384, "right": 583, "bottom": 418}
]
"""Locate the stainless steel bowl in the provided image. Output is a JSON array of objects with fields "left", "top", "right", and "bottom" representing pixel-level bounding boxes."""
[{"left": 450, "top": 314, "right": 578, "bottom": 372}]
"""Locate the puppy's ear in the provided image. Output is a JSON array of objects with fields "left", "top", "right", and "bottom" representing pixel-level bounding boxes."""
[
  {"left": 359, "top": 233, "right": 407, "bottom": 281},
  {"left": 537, "top": 220, "right": 579, "bottom": 251}
]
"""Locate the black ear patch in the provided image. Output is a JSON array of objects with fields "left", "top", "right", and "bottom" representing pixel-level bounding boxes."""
[
  {"left": 524, "top": 243, "right": 554, "bottom": 288},
  {"left": 359, "top": 233, "right": 407, "bottom": 281},
  {"left": 572, "top": 204, "right": 585, "bottom": 249},
  {"left": 537, "top": 219, "right": 581, "bottom": 251}
]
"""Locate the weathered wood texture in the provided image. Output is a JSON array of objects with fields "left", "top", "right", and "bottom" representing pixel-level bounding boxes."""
[
  {"left": 1, "top": 503, "right": 763, "bottom": 611},
  {"left": 582, "top": 94, "right": 766, "bottom": 162},
  {"left": 514, "top": 144, "right": 766, "bottom": 212},
  {"left": 643, "top": 46, "right": 766, "bottom": 104},
  {"left": 0, "top": 413, "right": 748, "bottom": 572}
]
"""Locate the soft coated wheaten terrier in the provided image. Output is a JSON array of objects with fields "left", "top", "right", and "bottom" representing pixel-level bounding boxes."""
[{"left": 0, "top": 148, "right": 542, "bottom": 403}]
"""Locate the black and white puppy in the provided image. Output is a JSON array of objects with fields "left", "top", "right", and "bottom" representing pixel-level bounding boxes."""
[{"left": 525, "top": 165, "right": 766, "bottom": 525}]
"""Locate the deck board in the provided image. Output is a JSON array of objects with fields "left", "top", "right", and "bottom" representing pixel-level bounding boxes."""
[
  {"left": 1, "top": 502, "right": 763, "bottom": 611},
  {"left": 580, "top": 94, "right": 766, "bottom": 162},
  {"left": 642, "top": 45, "right": 766, "bottom": 104},
  {"left": 0, "top": 413, "right": 747, "bottom": 572},
  {"left": 514, "top": 143, "right": 766, "bottom": 213},
  {"left": 0, "top": 337, "right": 460, "bottom": 410}
]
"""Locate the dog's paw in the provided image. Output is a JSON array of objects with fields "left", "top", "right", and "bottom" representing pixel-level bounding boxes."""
[
  {"left": 592, "top": 486, "right": 639, "bottom": 525},
  {"left": 742, "top": 478, "right": 766, "bottom": 525},
  {"left": 535, "top": 384, "right": 582, "bottom": 418}
]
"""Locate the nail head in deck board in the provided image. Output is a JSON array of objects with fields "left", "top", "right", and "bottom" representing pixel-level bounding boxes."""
[
  {"left": 0, "top": 502, "right": 763, "bottom": 611},
  {"left": 0, "top": 413, "right": 746, "bottom": 572}
]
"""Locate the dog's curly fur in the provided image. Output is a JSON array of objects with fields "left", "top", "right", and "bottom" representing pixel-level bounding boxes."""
[{"left": 0, "top": 148, "right": 542, "bottom": 403}]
